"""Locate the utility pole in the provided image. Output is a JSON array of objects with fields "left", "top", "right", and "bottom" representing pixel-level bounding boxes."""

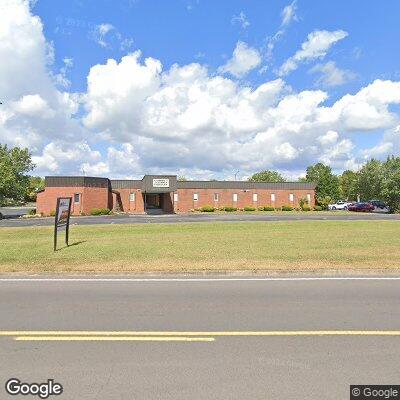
[{"left": 234, "top": 170, "right": 239, "bottom": 181}]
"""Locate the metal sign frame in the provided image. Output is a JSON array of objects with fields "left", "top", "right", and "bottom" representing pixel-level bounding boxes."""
[{"left": 54, "top": 197, "right": 72, "bottom": 251}]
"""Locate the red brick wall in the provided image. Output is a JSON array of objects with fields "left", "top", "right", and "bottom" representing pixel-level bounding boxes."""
[
  {"left": 37, "top": 186, "right": 315, "bottom": 215},
  {"left": 36, "top": 186, "right": 110, "bottom": 216},
  {"left": 174, "top": 188, "right": 315, "bottom": 212}
]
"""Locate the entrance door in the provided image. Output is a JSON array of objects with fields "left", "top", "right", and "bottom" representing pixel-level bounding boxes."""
[{"left": 144, "top": 193, "right": 164, "bottom": 214}]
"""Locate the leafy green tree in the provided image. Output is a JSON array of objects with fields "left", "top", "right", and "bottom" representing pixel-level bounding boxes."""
[
  {"left": 357, "top": 159, "right": 383, "bottom": 200},
  {"left": 177, "top": 176, "right": 187, "bottom": 181},
  {"left": 381, "top": 156, "right": 400, "bottom": 212},
  {"left": 248, "top": 170, "right": 285, "bottom": 182},
  {"left": 339, "top": 170, "right": 359, "bottom": 201},
  {"left": 0, "top": 144, "right": 35, "bottom": 205},
  {"left": 25, "top": 176, "right": 45, "bottom": 202},
  {"left": 304, "top": 163, "right": 340, "bottom": 204}
]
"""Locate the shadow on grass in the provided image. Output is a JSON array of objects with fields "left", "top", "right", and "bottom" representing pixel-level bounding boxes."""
[{"left": 55, "top": 240, "right": 86, "bottom": 251}]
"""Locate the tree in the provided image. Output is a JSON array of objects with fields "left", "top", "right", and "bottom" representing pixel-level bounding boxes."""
[
  {"left": 339, "top": 170, "right": 359, "bottom": 201},
  {"left": 25, "top": 176, "right": 45, "bottom": 202},
  {"left": 304, "top": 163, "right": 340, "bottom": 204},
  {"left": 248, "top": 170, "right": 285, "bottom": 182},
  {"left": 177, "top": 176, "right": 187, "bottom": 181},
  {"left": 357, "top": 159, "right": 383, "bottom": 201},
  {"left": 381, "top": 156, "right": 400, "bottom": 212},
  {"left": 0, "top": 144, "right": 35, "bottom": 206}
]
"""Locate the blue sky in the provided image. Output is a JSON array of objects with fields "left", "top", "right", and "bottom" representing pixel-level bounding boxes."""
[{"left": 1, "top": 0, "right": 400, "bottom": 179}]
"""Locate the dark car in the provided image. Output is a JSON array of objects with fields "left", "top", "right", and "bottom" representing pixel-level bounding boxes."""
[
  {"left": 347, "top": 202, "right": 374, "bottom": 212},
  {"left": 369, "top": 200, "right": 390, "bottom": 213}
]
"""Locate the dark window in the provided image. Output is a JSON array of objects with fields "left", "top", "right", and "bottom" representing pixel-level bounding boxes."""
[{"left": 74, "top": 193, "right": 81, "bottom": 203}]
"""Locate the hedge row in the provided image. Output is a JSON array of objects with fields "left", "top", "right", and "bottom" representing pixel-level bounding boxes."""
[{"left": 197, "top": 205, "right": 323, "bottom": 212}]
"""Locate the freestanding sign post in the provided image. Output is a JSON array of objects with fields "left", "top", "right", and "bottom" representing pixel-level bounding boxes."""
[{"left": 54, "top": 197, "right": 72, "bottom": 251}]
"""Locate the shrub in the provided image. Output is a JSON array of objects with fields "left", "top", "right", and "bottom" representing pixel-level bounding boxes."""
[
  {"left": 49, "top": 210, "right": 56, "bottom": 217},
  {"left": 200, "top": 205, "right": 215, "bottom": 212},
  {"left": 28, "top": 209, "right": 36, "bottom": 215},
  {"left": 263, "top": 206, "right": 275, "bottom": 211},
  {"left": 244, "top": 206, "right": 256, "bottom": 211},
  {"left": 90, "top": 208, "right": 111, "bottom": 216},
  {"left": 281, "top": 205, "right": 294, "bottom": 211},
  {"left": 224, "top": 206, "right": 237, "bottom": 212},
  {"left": 302, "top": 205, "right": 311, "bottom": 211},
  {"left": 314, "top": 205, "right": 323, "bottom": 211},
  {"left": 257, "top": 206, "right": 264, "bottom": 211}
]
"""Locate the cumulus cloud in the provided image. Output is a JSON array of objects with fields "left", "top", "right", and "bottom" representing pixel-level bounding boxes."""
[
  {"left": 218, "top": 41, "right": 261, "bottom": 78},
  {"left": 278, "top": 30, "right": 348, "bottom": 76},
  {"left": 2, "top": 0, "right": 400, "bottom": 179},
  {"left": 310, "top": 61, "right": 356, "bottom": 87},
  {"left": 0, "top": 0, "right": 84, "bottom": 155},
  {"left": 82, "top": 47, "right": 400, "bottom": 176}
]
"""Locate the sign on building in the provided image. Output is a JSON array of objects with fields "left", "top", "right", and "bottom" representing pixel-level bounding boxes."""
[
  {"left": 152, "top": 178, "right": 170, "bottom": 188},
  {"left": 54, "top": 197, "right": 72, "bottom": 251}
]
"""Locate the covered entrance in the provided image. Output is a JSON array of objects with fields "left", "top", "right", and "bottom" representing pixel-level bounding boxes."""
[
  {"left": 143, "top": 193, "right": 174, "bottom": 214},
  {"left": 142, "top": 175, "right": 177, "bottom": 214}
]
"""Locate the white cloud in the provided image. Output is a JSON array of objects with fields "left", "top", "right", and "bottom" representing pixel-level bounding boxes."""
[
  {"left": 2, "top": 1, "right": 400, "bottom": 179},
  {"left": 310, "top": 61, "right": 356, "bottom": 87},
  {"left": 281, "top": 1, "right": 298, "bottom": 27},
  {"left": 278, "top": 30, "right": 348, "bottom": 76},
  {"left": 0, "top": 0, "right": 84, "bottom": 156},
  {"left": 231, "top": 11, "right": 250, "bottom": 29},
  {"left": 218, "top": 41, "right": 261, "bottom": 78},
  {"left": 90, "top": 23, "right": 134, "bottom": 51},
  {"left": 82, "top": 46, "right": 400, "bottom": 177}
]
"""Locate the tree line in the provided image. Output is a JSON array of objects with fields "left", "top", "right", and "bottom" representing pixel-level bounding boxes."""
[{"left": 249, "top": 158, "right": 400, "bottom": 212}]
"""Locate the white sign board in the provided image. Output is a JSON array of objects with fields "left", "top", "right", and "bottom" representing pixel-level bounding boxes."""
[{"left": 153, "top": 178, "right": 170, "bottom": 188}]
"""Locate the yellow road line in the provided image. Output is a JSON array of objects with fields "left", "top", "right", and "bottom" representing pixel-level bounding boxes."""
[
  {"left": 14, "top": 336, "right": 215, "bottom": 342},
  {"left": 2, "top": 331, "right": 400, "bottom": 337}
]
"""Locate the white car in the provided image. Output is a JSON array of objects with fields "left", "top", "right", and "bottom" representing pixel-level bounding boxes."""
[{"left": 328, "top": 201, "right": 350, "bottom": 210}]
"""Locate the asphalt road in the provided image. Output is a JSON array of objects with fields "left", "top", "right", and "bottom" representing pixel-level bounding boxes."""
[
  {"left": 1, "top": 211, "right": 399, "bottom": 227},
  {"left": 1, "top": 277, "right": 400, "bottom": 399}
]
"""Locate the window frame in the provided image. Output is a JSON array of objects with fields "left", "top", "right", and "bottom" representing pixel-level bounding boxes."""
[
  {"left": 129, "top": 192, "right": 136, "bottom": 202},
  {"left": 193, "top": 193, "right": 199, "bottom": 201},
  {"left": 74, "top": 193, "right": 81, "bottom": 204}
]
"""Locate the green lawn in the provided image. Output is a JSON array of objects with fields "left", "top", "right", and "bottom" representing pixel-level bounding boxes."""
[{"left": 1, "top": 221, "right": 400, "bottom": 273}]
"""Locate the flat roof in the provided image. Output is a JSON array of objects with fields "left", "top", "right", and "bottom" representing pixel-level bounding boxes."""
[{"left": 45, "top": 176, "right": 316, "bottom": 190}]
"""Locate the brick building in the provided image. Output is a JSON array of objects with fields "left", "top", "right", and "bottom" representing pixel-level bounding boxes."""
[{"left": 36, "top": 175, "right": 316, "bottom": 215}]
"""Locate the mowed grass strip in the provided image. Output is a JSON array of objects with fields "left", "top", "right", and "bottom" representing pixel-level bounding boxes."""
[{"left": 1, "top": 221, "right": 400, "bottom": 273}]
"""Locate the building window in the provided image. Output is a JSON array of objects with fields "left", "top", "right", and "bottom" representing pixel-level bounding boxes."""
[
  {"left": 289, "top": 193, "right": 294, "bottom": 202},
  {"left": 214, "top": 193, "right": 219, "bottom": 202},
  {"left": 233, "top": 193, "right": 238, "bottom": 202},
  {"left": 271, "top": 193, "right": 275, "bottom": 202},
  {"left": 193, "top": 193, "right": 198, "bottom": 201},
  {"left": 74, "top": 193, "right": 81, "bottom": 203},
  {"left": 129, "top": 192, "right": 135, "bottom": 202},
  {"left": 307, "top": 193, "right": 311, "bottom": 204},
  {"left": 253, "top": 193, "right": 258, "bottom": 202},
  {"left": 174, "top": 193, "right": 178, "bottom": 202}
]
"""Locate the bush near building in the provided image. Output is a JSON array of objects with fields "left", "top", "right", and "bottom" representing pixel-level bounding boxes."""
[
  {"left": 263, "top": 206, "right": 275, "bottom": 211},
  {"left": 90, "top": 208, "right": 111, "bottom": 216},
  {"left": 281, "top": 205, "right": 294, "bottom": 211},
  {"left": 244, "top": 206, "right": 256, "bottom": 211},
  {"left": 224, "top": 206, "right": 237, "bottom": 212},
  {"left": 200, "top": 205, "right": 215, "bottom": 212}
]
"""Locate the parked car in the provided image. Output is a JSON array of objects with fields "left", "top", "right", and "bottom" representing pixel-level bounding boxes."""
[
  {"left": 328, "top": 201, "right": 350, "bottom": 210},
  {"left": 368, "top": 200, "right": 390, "bottom": 213},
  {"left": 347, "top": 202, "right": 374, "bottom": 212}
]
